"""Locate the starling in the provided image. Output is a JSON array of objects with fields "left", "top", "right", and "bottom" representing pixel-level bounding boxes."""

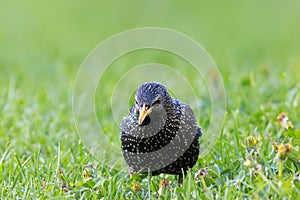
[{"left": 121, "top": 82, "right": 202, "bottom": 183}]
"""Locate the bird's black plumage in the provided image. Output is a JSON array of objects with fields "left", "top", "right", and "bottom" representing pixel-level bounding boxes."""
[{"left": 121, "top": 82, "right": 202, "bottom": 182}]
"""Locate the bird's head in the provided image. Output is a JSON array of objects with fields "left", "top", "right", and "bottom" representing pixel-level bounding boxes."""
[{"left": 134, "top": 82, "right": 172, "bottom": 126}]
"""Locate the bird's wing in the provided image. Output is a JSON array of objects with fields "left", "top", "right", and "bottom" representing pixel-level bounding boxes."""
[
  {"left": 172, "top": 98, "right": 202, "bottom": 137},
  {"left": 197, "top": 127, "right": 203, "bottom": 137}
]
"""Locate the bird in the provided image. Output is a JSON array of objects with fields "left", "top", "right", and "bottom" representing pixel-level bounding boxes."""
[{"left": 121, "top": 82, "right": 202, "bottom": 183}]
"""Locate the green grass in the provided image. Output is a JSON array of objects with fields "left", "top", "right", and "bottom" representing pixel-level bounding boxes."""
[{"left": 1, "top": 1, "right": 300, "bottom": 199}]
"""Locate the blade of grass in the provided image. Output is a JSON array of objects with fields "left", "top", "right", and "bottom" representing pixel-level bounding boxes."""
[{"left": 231, "top": 110, "right": 243, "bottom": 157}]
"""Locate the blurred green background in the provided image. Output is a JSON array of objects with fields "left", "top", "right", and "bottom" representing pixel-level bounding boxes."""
[
  {"left": 1, "top": 0, "right": 300, "bottom": 136},
  {"left": 1, "top": 0, "right": 300, "bottom": 88},
  {"left": 1, "top": 0, "right": 300, "bottom": 138}
]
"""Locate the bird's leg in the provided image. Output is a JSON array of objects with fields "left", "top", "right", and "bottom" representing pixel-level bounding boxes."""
[
  {"left": 178, "top": 170, "right": 187, "bottom": 185},
  {"left": 147, "top": 169, "right": 152, "bottom": 198},
  {"left": 178, "top": 174, "right": 183, "bottom": 185},
  {"left": 130, "top": 171, "right": 134, "bottom": 178}
]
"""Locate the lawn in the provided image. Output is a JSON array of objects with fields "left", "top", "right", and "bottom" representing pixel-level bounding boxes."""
[{"left": 1, "top": 1, "right": 300, "bottom": 199}]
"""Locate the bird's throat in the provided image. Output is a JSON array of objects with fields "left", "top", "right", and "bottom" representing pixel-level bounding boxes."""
[{"left": 139, "top": 115, "right": 151, "bottom": 126}]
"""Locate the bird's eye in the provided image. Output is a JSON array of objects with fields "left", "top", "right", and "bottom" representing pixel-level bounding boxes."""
[
  {"left": 153, "top": 98, "right": 161, "bottom": 105},
  {"left": 135, "top": 100, "right": 138, "bottom": 105}
]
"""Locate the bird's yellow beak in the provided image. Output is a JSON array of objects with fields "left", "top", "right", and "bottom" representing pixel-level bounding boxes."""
[{"left": 138, "top": 103, "right": 152, "bottom": 125}]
